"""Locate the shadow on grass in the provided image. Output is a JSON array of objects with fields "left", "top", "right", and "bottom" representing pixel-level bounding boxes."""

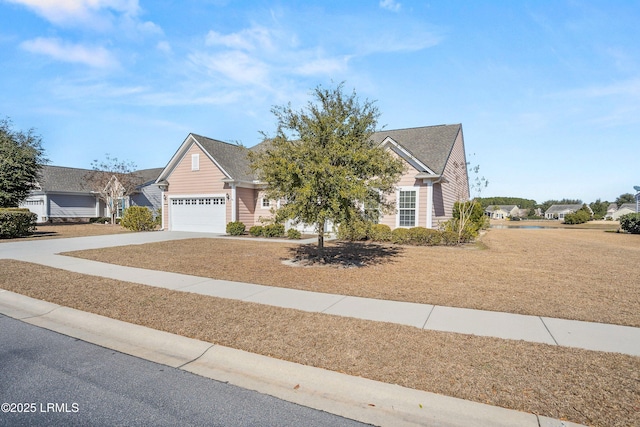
[{"left": 287, "top": 241, "right": 404, "bottom": 268}]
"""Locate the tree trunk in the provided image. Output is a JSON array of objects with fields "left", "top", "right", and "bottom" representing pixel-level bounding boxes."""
[{"left": 317, "top": 220, "right": 325, "bottom": 258}]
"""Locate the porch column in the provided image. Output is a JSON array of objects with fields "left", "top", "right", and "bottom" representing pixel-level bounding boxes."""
[
  {"left": 231, "top": 184, "right": 237, "bottom": 222},
  {"left": 425, "top": 180, "right": 434, "bottom": 229}
]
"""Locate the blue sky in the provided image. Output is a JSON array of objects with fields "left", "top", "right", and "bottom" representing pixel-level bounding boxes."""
[{"left": 1, "top": 1, "right": 638, "bottom": 204}]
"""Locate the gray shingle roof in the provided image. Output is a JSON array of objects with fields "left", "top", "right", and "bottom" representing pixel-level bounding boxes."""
[
  {"left": 545, "top": 204, "right": 583, "bottom": 214},
  {"left": 371, "top": 124, "right": 462, "bottom": 175},
  {"left": 191, "top": 124, "right": 463, "bottom": 182},
  {"left": 191, "top": 134, "right": 255, "bottom": 182},
  {"left": 35, "top": 165, "right": 162, "bottom": 193}
]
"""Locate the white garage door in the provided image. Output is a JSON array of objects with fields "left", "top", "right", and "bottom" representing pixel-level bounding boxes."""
[{"left": 170, "top": 196, "right": 226, "bottom": 233}]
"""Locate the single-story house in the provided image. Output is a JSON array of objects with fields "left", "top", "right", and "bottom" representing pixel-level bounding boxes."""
[
  {"left": 155, "top": 124, "right": 470, "bottom": 233},
  {"left": 485, "top": 205, "right": 519, "bottom": 219},
  {"left": 610, "top": 203, "right": 638, "bottom": 220},
  {"left": 19, "top": 165, "right": 163, "bottom": 223},
  {"left": 544, "top": 204, "right": 591, "bottom": 220}
]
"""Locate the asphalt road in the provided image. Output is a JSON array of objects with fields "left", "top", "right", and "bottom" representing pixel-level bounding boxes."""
[{"left": 0, "top": 314, "right": 369, "bottom": 427}]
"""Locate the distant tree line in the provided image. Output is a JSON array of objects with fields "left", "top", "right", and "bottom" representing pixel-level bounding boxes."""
[{"left": 478, "top": 194, "right": 637, "bottom": 220}]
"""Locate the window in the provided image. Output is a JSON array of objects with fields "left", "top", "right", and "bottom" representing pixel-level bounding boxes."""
[
  {"left": 261, "top": 198, "right": 270, "bottom": 208},
  {"left": 191, "top": 154, "right": 200, "bottom": 171},
  {"left": 398, "top": 190, "right": 416, "bottom": 227}
]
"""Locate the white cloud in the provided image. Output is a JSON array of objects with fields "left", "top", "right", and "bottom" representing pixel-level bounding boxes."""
[
  {"left": 156, "top": 41, "right": 172, "bottom": 53},
  {"left": 188, "top": 51, "right": 269, "bottom": 85},
  {"left": 205, "top": 26, "right": 274, "bottom": 51},
  {"left": 380, "top": 0, "right": 401, "bottom": 12},
  {"left": 5, "top": 0, "right": 139, "bottom": 28},
  {"left": 20, "top": 37, "right": 118, "bottom": 68},
  {"left": 294, "top": 56, "right": 350, "bottom": 76}
]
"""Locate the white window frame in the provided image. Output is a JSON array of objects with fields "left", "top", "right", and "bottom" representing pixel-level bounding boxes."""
[
  {"left": 397, "top": 187, "right": 419, "bottom": 228},
  {"left": 261, "top": 198, "right": 270, "bottom": 209},
  {"left": 191, "top": 153, "right": 200, "bottom": 171}
]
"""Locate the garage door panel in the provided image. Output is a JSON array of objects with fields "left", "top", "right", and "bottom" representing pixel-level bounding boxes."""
[{"left": 170, "top": 197, "right": 226, "bottom": 233}]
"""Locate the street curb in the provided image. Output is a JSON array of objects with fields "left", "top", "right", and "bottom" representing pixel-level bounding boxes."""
[{"left": 0, "top": 290, "right": 585, "bottom": 427}]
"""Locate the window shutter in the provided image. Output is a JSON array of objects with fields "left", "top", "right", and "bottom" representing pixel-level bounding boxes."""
[{"left": 191, "top": 154, "right": 200, "bottom": 171}]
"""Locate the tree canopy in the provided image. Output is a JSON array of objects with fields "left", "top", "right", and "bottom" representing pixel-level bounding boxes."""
[
  {"left": 249, "top": 83, "right": 405, "bottom": 251},
  {"left": 86, "top": 154, "right": 139, "bottom": 224},
  {"left": 476, "top": 197, "right": 536, "bottom": 210},
  {"left": 0, "top": 117, "right": 47, "bottom": 208},
  {"left": 615, "top": 193, "right": 635, "bottom": 207}
]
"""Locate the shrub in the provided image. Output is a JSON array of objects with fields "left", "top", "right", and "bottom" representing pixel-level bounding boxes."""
[
  {"left": 0, "top": 208, "right": 37, "bottom": 238},
  {"left": 369, "top": 224, "right": 392, "bottom": 242},
  {"left": 391, "top": 227, "right": 411, "bottom": 244},
  {"left": 249, "top": 225, "right": 263, "bottom": 237},
  {"left": 262, "top": 223, "right": 285, "bottom": 237},
  {"left": 620, "top": 213, "right": 640, "bottom": 234},
  {"left": 90, "top": 217, "right": 111, "bottom": 224},
  {"left": 448, "top": 200, "right": 487, "bottom": 243},
  {"left": 226, "top": 221, "right": 246, "bottom": 235},
  {"left": 408, "top": 227, "right": 442, "bottom": 246},
  {"left": 563, "top": 209, "right": 590, "bottom": 225},
  {"left": 439, "top": 230, "right": 460, "bottom": 246},
  {"left": 120, "top": 206, "right": 156, "bottom": 231},
  {"left": 337, "top": 218, "right": 370, "bottom": 241},
  {"left": 287, "top": 228, "right": 302, "bottom": 239}
]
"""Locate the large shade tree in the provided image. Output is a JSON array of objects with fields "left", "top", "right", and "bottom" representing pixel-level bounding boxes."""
[
  {"left": 0, "top": 117, "right": 47, "bottom": 208},
  {"left": 249, "top": 83, "right": 405, "bottom": 253}
]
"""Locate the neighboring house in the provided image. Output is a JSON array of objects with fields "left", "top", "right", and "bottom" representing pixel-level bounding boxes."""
[
  {"left": 604, "top": 203, "right": 618, "bottom": 220},
  {"left": 544, "top": 204, "right": 589, "bottom": 220},
  {"left": 485, "top": 205, "right": 519, "bottom": 219},
  {"left": 611, "top": 203, "right": 638, "bottom": 220},
  {"left": 155, "top": 124, "right": 470, "bottom": 233},
  {"left": 19, "top": 165, "right": 162, "bottom": 223}
]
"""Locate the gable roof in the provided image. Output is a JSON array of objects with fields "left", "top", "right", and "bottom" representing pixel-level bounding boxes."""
[
  {"left": 373, "top": 124, "right": 462, "bottom": 175},
  {"left": 545, "top": 204, "right": 583, "bottom": 214},
  {"left": 190, "top": 134, "right": 256, "bottom": 183},
  {"left": 34, "top": 165, "right": 95, "bottom": 193},
  {"left": 485, "top": 205, "right": 518, "bottom": 212},
  {"left": 159, "top": 125, "right": 464, "bottom": 184},
  {"left": 33, "top": 165, "right": 162, "bottom": 194},
  {"left": 617, "top": 203, "right": 638, "bottom": 212}
]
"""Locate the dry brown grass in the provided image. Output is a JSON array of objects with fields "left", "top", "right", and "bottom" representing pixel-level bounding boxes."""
[
  {"left": 65, "top": 228, "right": 640, "bottom": 327},
  {"left": 0, "top": 223, "right": 131, "bottom": 242},
  {"left": 1, "top": 259, "right": 638, "bottom": 427}
]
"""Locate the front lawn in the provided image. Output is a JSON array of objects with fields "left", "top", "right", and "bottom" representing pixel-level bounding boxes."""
[{"left": 64, "top": 228, "right": 640, "bottom": 327}]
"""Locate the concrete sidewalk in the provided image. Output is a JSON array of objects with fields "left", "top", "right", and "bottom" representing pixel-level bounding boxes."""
[
  {"left": 0, "top": 290, "right": 585, "bottom": 427},
  {"left": 2, "top": 231, "right": 639, "bottom": 357},
  {"left": 0, "top": 231, "right": 634, "bottom": 426}
]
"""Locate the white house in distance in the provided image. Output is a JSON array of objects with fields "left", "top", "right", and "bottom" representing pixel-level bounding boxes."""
[
  {"left": 544, "top": 204, "right": 586, "bottom": 220},
  {"left": 484, "top": 205, "right": 520, "bottom": 219}
]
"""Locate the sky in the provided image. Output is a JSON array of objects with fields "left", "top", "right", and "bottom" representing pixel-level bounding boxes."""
[{"left": 1, "top": 0, "right": 638, "bottom": 204}]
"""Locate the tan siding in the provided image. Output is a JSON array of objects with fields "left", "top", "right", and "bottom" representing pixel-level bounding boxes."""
[
  {"left": 254, "top": 190, "right": 275, "bottom": 225},
  {"left": 433, "top": 130, "right": 469, "bottom": 226},
  {"left": 164, "top": 143, "right": 231, "bottom": 228},
  {"left": 379, "top": 153, "right": 424, "bottom": 229},
  {"left": 237, "top": 187, "right": 257, "bottom": 227}
]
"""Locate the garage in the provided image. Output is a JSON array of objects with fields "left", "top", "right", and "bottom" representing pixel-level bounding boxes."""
[{"left": 169, "top": 196, "right": 226, "bottom": 233}]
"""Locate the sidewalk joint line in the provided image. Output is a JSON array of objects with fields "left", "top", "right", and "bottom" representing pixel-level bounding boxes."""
[
  {"left": 539, "top": 317, "right": 559, "bottom": 346},
  {"left": 320, "top": 295, "right": 348, "bottom": 313},
  {"left": 422, "top": 305, "right": 436, "bottom": 330}
]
